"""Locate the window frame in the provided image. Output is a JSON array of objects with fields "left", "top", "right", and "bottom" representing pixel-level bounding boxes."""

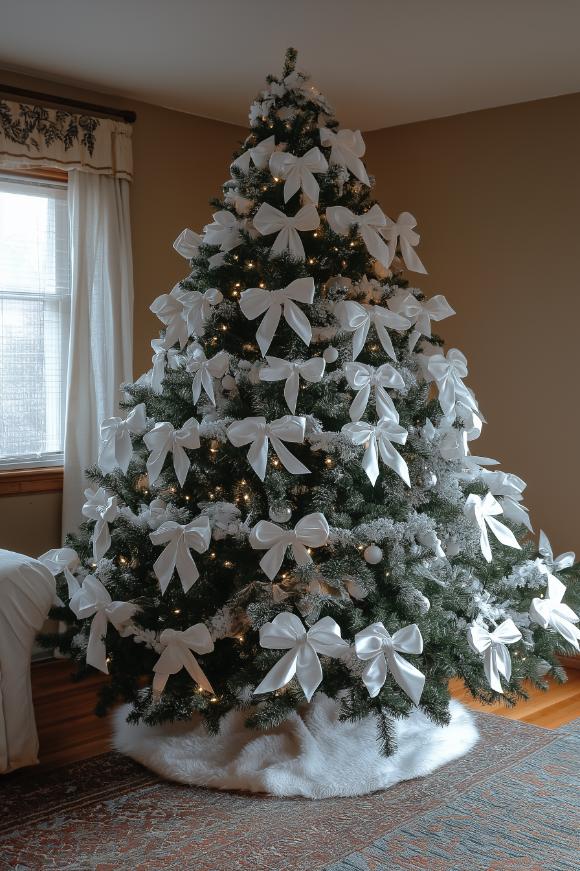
[{"left": 0, "top": 168, "right": 69, "bottom": 489}]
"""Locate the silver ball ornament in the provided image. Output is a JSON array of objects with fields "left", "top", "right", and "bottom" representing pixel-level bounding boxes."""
[
  {"left": 269, "top": 505, "right": 292, "bottom": 523},
  {"left": 221, "top": 374, "right": 236, "bottom": 390},
  {"left": 423, "top": 471, "right": 438, "bottom": 488},
  {"left": 363, "top": 544, "right": 383, "bottom": 564},
  {"left": 323, "top": 346, "right": 339, "bottom": 364}
]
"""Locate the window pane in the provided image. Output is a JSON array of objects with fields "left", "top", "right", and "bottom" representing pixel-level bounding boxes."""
[{"left": 0, "top": 176, "right": 70, "bottom": 467}]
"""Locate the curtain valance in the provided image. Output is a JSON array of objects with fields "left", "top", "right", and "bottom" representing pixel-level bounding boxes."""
[{"left": 0, "top": 99, "right": 132, "bottom": 181}]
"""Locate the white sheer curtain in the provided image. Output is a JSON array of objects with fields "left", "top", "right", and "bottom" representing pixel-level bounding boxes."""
[{"left": 62, "top": 171, "right": 134, "bottom": 534}]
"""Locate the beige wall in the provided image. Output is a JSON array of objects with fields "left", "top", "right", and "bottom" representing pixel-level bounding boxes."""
[
  {"left": 366, "top": 92, "right": 580, "bottom": 554},
  {"left": 0, "top": 68, "right": 245, "bottom": 556}
]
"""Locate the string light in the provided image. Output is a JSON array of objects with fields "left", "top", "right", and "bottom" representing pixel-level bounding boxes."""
[
  {"left": 220, "top": 324, "right": 228, "bottom": 332},
  {"left": 210, "top": 552, "right": 217, "bottom": 559},
  {"left": 308, "top": 257, "right": 316, "bottom": 265},
  {"left": 324, "top": 457, "right": 333, "bottom": 467},
  {"left": 173, "top": 609, "right": 181, "bottom": 615},
  {"left": 224, "top": 560, "right": 233, "bottom": 568},
  {"left": 210, "top": 696, "right": 218, "bottom": 703}
]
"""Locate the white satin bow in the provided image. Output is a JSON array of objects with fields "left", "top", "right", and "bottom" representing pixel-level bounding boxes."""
[
  {"left": 480, "top": 470, "right": 532, "bottom": 532},
  {"left": 231, "top": 134, "right": 277, "bottom": 172},
  {"left": 144, "top": 418, "right": 201, "bottom": 487},
  {"left": 344, "top": 361, "right": 405, "bottom": 421},
  {"left": 426, "top": 349, "right": 479, "bottom": 421},
  {"left": 388, "top": 291, "right": 455, "bottom": 351},
  {"left": 253, "top": 202, "right": 320, "bottom": 260},
  {"left": 150, "top": 284, "right": 191, "bottom": 349},
  {"left": 240, "top": 277, "right": 315, "bottom": 356},
  {"left": 269, "top": 146, "right": 328, "bottom": 204},
  {"left": 319, "top": 127, "right": 370, "bottom": 186},
  {"left": 98, "top": 403, "right": 147, "bottom": 475},
  {"left": 150, "top": 339, "right": 182, "bottom": 394},
  {"left": 69, "top": 575, "right": 137, "bottom": 673},
  {"left": 203, "top": 210, "right": 242, "bottom": 252},
  {"left": 82, "top": 487, "right": 120, "bottom": 561},
  {"left": 342, "top": 414, "right": 410, "bottom": 487},
  {"left": 354, "top": 622, "right": 425, "bottom": 704},
  {"left": 186, "top": 347, "right": 230, "bottom": 405},
  {"left": 253, "top": 613, "right": 348, "bottom": 701},
  {"left": 259, "top": 355, "right": 325, "bottom": 413},
  {"left": 467, "top": 618, "right": 522, "bottom": 693},
  {"left": 538, "top": 530, "right": 575, "bottom": 573},
  {"left": 38, "top": 547, "right": 80, "bottom": 598},
  {"left": 249, "top": 511, "right": 330, "bottom": 580},
  {"left": 153, "top": 624, "right": 215, "bottom": 695},
  {"left": 382, "top": 212, "right": 427, "bottom": 274},
  {"left": 530, "top": 573, "right": 580, "bottom": 650},
  {"left": 184, "top": 287, "right": 224, "bottom": 338},
  {"left": 149, "top": 515, "right": 212, "bottom": 594},
  {"left": 464, "top": 492, "right": 521, "bottom": 563},
  {"left": 338, "top": 300, "right": 411, "bottom": 360},
  {"left": 173, "top": 227, "right": 202, "bottom": 259},
  {"left": 227, "top": 415, "right": 310, "bottom": 481},
  {"left": 326, "top": 204, "right": 391, "bottom": 268}
]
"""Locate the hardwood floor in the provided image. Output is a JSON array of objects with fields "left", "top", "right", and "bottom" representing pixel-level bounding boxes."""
[{"left": 29, "top": 658, "right": 580, "bottom": 771}]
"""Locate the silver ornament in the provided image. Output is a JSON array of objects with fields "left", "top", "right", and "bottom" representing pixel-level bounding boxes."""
[
  {"left": 269, "top": 505, "right": 292, "bottom": 523},
  {"left": 221, "top": 374, "right": 236, "bottom": 390},
  {"left": 423, "top": 471, "right": 438, "bottom": 488},
  {"left": 363, "top": 544, "right": 383, "bottom": 564},
  {"left": 323, "top": 346, "right": 339, "bottom": 364}
]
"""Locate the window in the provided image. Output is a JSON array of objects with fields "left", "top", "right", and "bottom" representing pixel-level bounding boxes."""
[{"left": 0, "top": 173, "right": 70, "bottom": 470}]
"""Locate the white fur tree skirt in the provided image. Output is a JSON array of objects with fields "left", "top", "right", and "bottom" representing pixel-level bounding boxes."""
[{"left": 113, "top": 695, "right": 479, "bottom": 799}]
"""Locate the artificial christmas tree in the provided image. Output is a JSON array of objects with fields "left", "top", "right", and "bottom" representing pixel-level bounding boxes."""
[{"left": 42, "top": 50, "right": 580, "bottom": 796}]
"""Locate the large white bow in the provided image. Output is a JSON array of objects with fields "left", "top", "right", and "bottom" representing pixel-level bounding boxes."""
[
  {"left": 173, "top": 227, "right": 202, "bottom": 259},
  {"left": 249, "top": 511, "right": 330, "bottom": 580},
  {"left": 382, "top": 212, "right": 427, "bottom": 273},
  {"left": 150, "top": 284, "right": 191, "bottom": 349},
  {"left": 464, "top": 492, "right": 521, "bottom": 563},
  {"left": 467, "top": 618, "right": 522, "bottom": 694},
  {"left": 319, "top": 127, "right": 370, "bottom": 186},
  {"left": 259, "top": 355, "right": 325, "bottom": 413},
  {"left": 227, "top": 415, "right": 310, "bottom": 481},
  {"left": 426, "top": 349, "right": 479, "bottom": 421},
  {"left": 239, "top": 277, "right": 315, "bottom": 356},
  {"left": 82, "top": 487, "right": 120, "bottom": 561},
  {"left": 69, "top": 575, "right": 137, "bottom": 673},
  {"left": 338, "top": 300, "right": 411, "bottom": 361},
  {"left": 480, "top": 470, "right": 532, "bottom": 532},
  {"left": 538, "top": 530, "right": 575, "bottom": 573},
  {"left": 253, "top": 202, "right": 320, "bottom": 261},
  {"left": 153, "top": 625, "right": 215, "bottom": 695},
  {"left": 38, "top": 547, "right": 80, "bottom": 598},
  {"left": 269, "top": 146, "right": 328, "bottom": 204},
  {"left": 149, "top": 515, "right": 212, "bottom": 594},
  {"left": 354, "top": 622, "right": 425, "bottom": 704},
  {"left": 184, "top": 287, "right": 223, "bottom": 338},
  {"left": 530, "top": 573, "right": 580, "bottom": 650},
  {"left": 344, "top": 361, "right": 405, "bottom": 421},
  {"left": 467, "top": 617, "right": 522, "bottom": 693},
  {"left": 342, "top": 414, "right": 410, "bottom": 487},
  {"left": 388, "top": 291, "right": 455, "bottom": 351},
  {"left": 144, "top": 418, "right": 201, "bottom": 487},
  {"left": 98, "top": 403, "right": 147, "bottom": 475},
  {"left": 231, "top": 134, "right": 277, "bottom": 172},
  {"left": 186, "top": 347, "right": 230, "bottom": 405},
  {"left": 326, "top": 204, "right": 391, "bottom": 268},
  {"left": 203, "top": 210, "right": 242, "bottom": 253},
  {"left": 253, "top": 613, "right": 348, "bottom": 701},
  {"left": 150, "top": 339, "right": 182, "bottom": 394}
]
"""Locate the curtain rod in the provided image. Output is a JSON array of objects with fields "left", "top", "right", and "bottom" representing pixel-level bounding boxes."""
[{"left": 0, "top": 84, "right": 137, "bottom": 124}]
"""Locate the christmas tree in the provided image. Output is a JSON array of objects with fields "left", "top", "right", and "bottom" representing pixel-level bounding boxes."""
[{"left": 43, "top": 49, "right": 580, "bottom": 755}]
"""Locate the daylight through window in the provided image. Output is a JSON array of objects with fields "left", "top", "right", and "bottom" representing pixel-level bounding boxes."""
[{"left": 0, "top": 174, "right": 70, "bottom": 469}]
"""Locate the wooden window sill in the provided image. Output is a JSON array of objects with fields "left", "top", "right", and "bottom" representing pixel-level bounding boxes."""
[{"left": 0, "top": 466, "right": 64, "bottom": 496}]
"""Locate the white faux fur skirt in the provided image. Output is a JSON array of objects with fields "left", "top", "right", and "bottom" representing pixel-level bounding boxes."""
[{"left": 113, "top": 694, "right": 479, "bottom": 798}]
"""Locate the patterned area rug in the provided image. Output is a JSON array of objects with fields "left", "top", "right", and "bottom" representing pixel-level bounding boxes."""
[{"left": 0, "top": 714, "right": 578, "bottom": 871}]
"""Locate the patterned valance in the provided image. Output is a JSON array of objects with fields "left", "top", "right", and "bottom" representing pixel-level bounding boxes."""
[{"left": 0, "top": 99, "right": 133, "bottom": 181}]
